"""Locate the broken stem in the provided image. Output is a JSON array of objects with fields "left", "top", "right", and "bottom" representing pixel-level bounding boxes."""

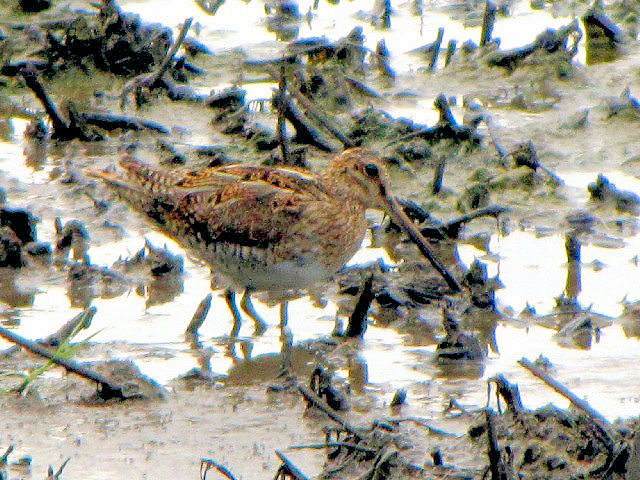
[
  {"left": 276, "top": 64, "right": 290, "bottom": 165},
  {"left": 430, "top": 27, "right": 444, "bottom": 71},
  {"left": 0, "top": 326, "right": 127, "bottom": 400},
  {"left": 152, "top": 17, "right": 194, "bottom": 85},
  {"left": 518, "top": 357, "right": 610, "bottom": 427},
  {"left": 185, "top": 293, "right": 212, "bottom": 335}
]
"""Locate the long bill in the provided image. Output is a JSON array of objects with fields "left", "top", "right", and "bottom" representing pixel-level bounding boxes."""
[{"left": 383, "top": 193, "right": 462, "bottom": 292}]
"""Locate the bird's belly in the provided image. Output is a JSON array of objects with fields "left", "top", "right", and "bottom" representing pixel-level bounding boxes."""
[{"left": 200, "top": 242, "right": 335, "bottom": 292}]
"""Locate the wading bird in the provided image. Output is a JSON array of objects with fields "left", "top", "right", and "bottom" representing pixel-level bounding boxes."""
[{"left": 87, "top": 148, "right": 459, "bottom": 334}]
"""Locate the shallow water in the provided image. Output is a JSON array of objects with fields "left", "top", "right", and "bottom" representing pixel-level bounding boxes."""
[{"left": 0, "top": 0, "right": 639, "bottom": 425}]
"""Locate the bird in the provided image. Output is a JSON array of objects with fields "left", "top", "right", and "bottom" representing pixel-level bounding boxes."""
[{"left": 86, "top": 147, "right": 460, "bottom": 334}]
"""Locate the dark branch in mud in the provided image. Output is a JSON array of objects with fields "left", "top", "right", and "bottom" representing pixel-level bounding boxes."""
[
  {"left": 274, "top": 451, "right": 310, "bottom": 480},
  {"left": 276, "top": 93, "right": 338, "bottom": 152},
  {"left": 19, "top": 64, "right": 168, "bottom": 139},
  {"left": 485, "top": 409, "right": 511, "bottom": 480},
  {"left": 0, "top": 326, "right": 136, "bottom": 400},
  {"left": 147, "top": 17, "right": 194, "bottom": 87},
  {"left": 42, "top": 307, "right": 96, "bottom": 347},
  {"left": 508, "top": 141, "right": 563, "bottom": 185},
  {"left": 345, "top": 274, "right": 373, "bottom": 338},
  {"left": 46, "top": 457, "right": 70, "bottom": 480},
  {"left": 387, "top": 93, "right": 479, "bottom": 147},
  {"left": 120, "top": 17, "right": 194, "bottom": 108},
  {"left": 200, "top": 458, "right": 238, "bottom": 480},
  {"left": 390, "top": 201, "right": 508, "bottom": 241},
  {"left": 432, "top": 156, "right": 446, "bottom": 194},
  {"left": 264, "top": 63, "right": 350, "bottom": 151},
  {"left": 276, "top": 65, "right": 290, "bottom": 165},
  {"left": 286, "top": 79, "right": 355, "bottom": 149},
  {"left": 185, "top": 293, "right": 212, "bottom": 336},
  {"left": 445, "top": 39, "right": 457, "bottom": 66},
  {"left": 78, "top": 112, "right": 169, "bottom": 134},
  {"left": 0, "top": 445, "right": 14, "bottom": 467},
  {"left": 2, "top": 307, "right": 95, "bottom": 357},
  {"left": 19, "top": 64, "right": 74, "bottom": 139},
  {"left": 296, "top": 382, "right": 364, "bottom": 440},
  {"left": 480, "top": 0, "right": 497, "bottom": 47},
  {"left": 430, "top": 27, "right": 444, "bottom": 71},
  {"left": 375, "top": 40, "right": 395, "bottom": 79},
  {"left": 491, "top": 374, "right": 523, "bottom": 416},
  {"left": 421, "top": 205, "right": 510, "bottom": 240},
  {"left": 488, "top": 20, "right": 581, "bottom": 70},
  {"left": 518, "top": 358, "right": 610, "bottom": 426},
  {"left": 288, "top": 442, "right": 377, "bottom": 454}
]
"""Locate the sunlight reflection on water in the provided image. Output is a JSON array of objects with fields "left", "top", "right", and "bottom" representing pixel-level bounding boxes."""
[{"left": 0, "top": 0, "right": 636, "bottom": 421}]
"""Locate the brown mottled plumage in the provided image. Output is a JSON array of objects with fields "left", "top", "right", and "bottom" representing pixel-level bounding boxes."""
[{"left": 87, "top": 148, "right": 458, "bottom": 333}]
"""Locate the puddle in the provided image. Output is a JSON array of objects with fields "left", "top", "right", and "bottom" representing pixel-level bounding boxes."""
[
  {"left": 123, "top": 0, "right": 581, "bottom": 73},
  {"left": 0, "top": 0, "right": 638, "bottom": 429},
  {"left": 458, "top": 229, "right": 640, "bottom": 317}
]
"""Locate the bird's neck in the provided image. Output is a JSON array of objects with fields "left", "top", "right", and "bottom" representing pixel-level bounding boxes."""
[{"left": 319, "top": 169, "right": 367, "bottom": 209}]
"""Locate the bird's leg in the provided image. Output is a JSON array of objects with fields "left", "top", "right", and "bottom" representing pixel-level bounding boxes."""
[
  {"left": 224, "top": 289, "right": 242, "bottom": 337},
  {"left": 279, "top": 300, "right": 289, "bottom": 327},
  {"left": 240, "top": 289, "right": 267, "bottom": 335}
]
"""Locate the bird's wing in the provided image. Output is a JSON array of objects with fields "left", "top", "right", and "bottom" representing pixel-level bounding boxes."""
[
  {"left": 175, "top": 164, "right": 330, "bottom": 200},
  {"left": 170, "top": 178, "right": 312, "bottom": 249},
  {"left": 87, "top": 158, "right": 325, "bottom": 250}
]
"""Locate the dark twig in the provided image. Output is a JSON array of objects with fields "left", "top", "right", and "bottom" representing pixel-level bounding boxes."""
[
  {"left": 445, "top": 40, "right": 457, "bottom": 66},
  {"left": 19, "top": 65, "right": 169, "bottom": 137},
  {"left": 490, "top": 374, "right": 523, "bottom": 416},
  {"left": 151, "top": 17, "right": 194, "bottom": 86},
  {"left": 267, "top": 65, "right": 353, "bottom": 149},
  {"left": 419, "top": 204, "right": 510, "bottom": 240},
  {"left": 276, "top": 64, "right": 290, "bottom": 165},
  {"left": 19, "top": 65, "right": 77, "bottom": 140},
  {"left": 383, "top": 417, "right": 461, "bottom": 437},
  {"left": 296, "top": 382, "right": 365, "bottom": 440},
  {"left": 288, "top": 442, "right": 376, "bottom": 454},
  {"left": 345, "top": 274, "right": 373, "bottom": 338},
  {"left": 275, "top": 451, "right": 310, "bottom": 480},
  {"left": 381, "top": 0, "right": 392, "bottom": 28},
  {"left": 518, "top": 357, "right": 610, "bottom": 427},
  {"left": 288, "top": 85, "right": 354, "bottom": 148},
  {"left": 278, "top": 94, "right": 338, "bottom": 151},
  {"left": 78, "top": 113, "right": 169, "bottom": 134},
  {"left": 485, "top": 410, "right": 509, "bottom": 480},
  {"left": 344, "top": 76, "right": 380, "bottom": 98},
  {"left": 1, "top": 308, "right": 95, "bottom": 356},
  {"left": 480, "top": 0, "right": 497, "bottom": 47},
  {"left": 432, "top": 156, "right": 446, "bottom": 194},
  {"left": 0, "top": 445, "right": 13, "bottom": 466},
  {"left": 46, "top": 458, "right": 70, "bottom": 480},
  {"left": 435, "top": 93, "right": 455, "bottom": 125},
  {"left": 200, "top": 458, "right": 238, "bottom": 480},
  {"left": 185, "top": 294, "right": 212, "bottom": 335},
  {"left": 375, "top": 40, "right": 396, "bottom": 79},
  {"left": 488, "top": 20, "right": 581, "bottom": 70},
  {"left": 0, "top": 326, "right": 130, "bottom": 400},
  {"left": 430, "top": 27, "right": 444, "bottom": 71},
  {"left": 121, "top": 17, "right": 193, "bottom": 107},
  {"left": 42, "top": 306, "right": 96, "bottom": 347},
  {"left": 508, "top": 141, "right": 563, "bottom": 185}
]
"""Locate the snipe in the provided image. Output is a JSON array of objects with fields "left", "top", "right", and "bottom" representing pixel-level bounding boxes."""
[{"left": 87, "top": 148, "right": 459, "bottom": 334}]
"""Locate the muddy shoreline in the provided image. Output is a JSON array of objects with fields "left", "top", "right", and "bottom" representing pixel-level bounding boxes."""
[{"left": 0, "top": 0, "right": 639, "bottom": 478}]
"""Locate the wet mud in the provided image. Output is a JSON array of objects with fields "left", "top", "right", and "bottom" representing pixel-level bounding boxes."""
[{"left": 0, "top": 0, "right": 639, "bottom": 478}]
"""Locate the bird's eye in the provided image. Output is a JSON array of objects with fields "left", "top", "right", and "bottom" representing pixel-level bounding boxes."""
[{"left": 364, "top": 163, "right": 379, "bottom": 178}]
